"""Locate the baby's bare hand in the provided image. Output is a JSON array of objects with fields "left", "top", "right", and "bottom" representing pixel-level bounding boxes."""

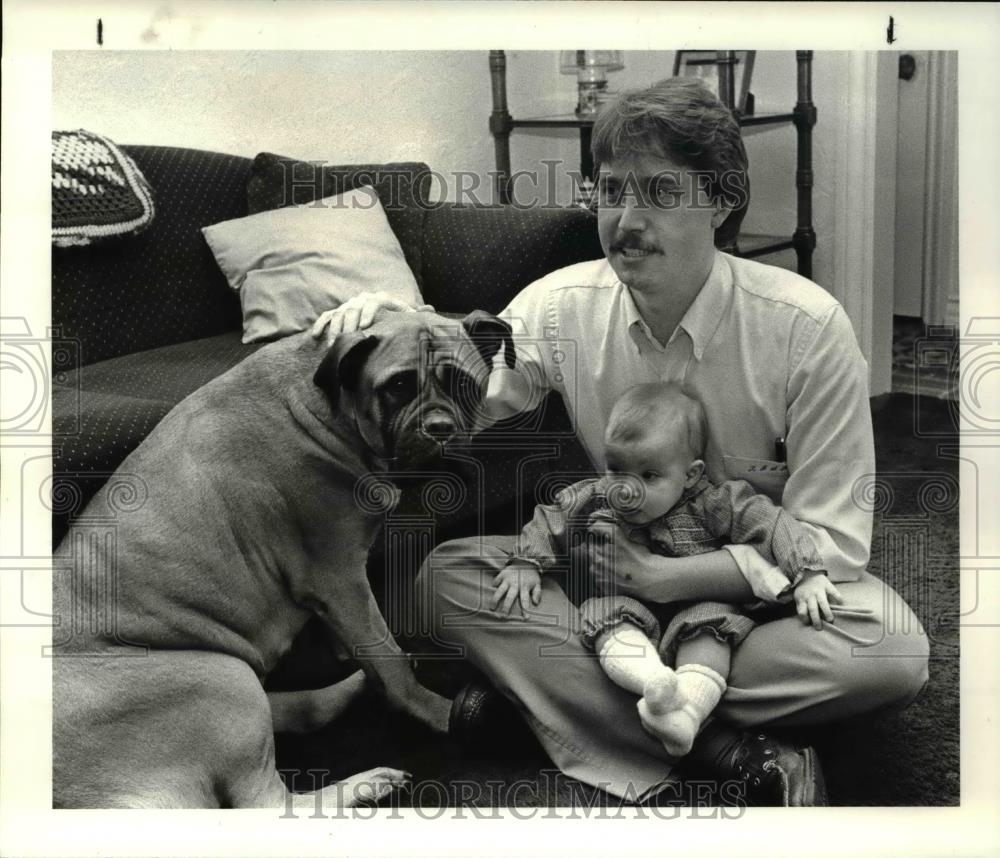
[
  {"left": 491, "top": 563, "right": 542, "bottom": 616},
  {"left": 794, "top": 572, "right": 843, "bottom": 630}
]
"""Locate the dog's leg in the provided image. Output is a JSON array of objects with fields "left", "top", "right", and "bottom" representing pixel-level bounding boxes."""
[
  {"left": 312, "top": 576, "right": 452, "bottom": 734},
  {"left": 269, "top": 670, "right": 366, "bottom": 734},
  {"left": 191, "top": 660, "right": 408, "bottom": 810},
  {"left": 54, "top": 650, "right": 409, "bottom": 809},
  {"left": 222, "top": 697, "right": 411, "bottom": 810}
]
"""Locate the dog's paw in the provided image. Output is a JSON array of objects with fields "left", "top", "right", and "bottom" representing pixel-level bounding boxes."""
[{"left": 337, "top": 766, "right": 411, "bottom": 807}]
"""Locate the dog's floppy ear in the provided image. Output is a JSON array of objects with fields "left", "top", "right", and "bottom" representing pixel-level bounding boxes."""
[
  {"left": 313, "top": 333, "right": 380, "bottom": 406},
  {"left": 462, "top": 310, "right": 516, "bottom": 370}
]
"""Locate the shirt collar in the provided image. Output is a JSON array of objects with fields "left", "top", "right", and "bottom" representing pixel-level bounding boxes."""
[
  {"left": 623, "top": 292, "right": 666, "bottom": 354},
  {"left": 622, "top": 251, "right": 732, "bottom": 361}
]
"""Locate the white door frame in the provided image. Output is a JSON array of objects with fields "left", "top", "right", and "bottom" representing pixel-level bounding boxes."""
[
  {"left": 830, "top": 51, "right": 898, "bottom": 397},
  {"left": 922, "top": 51, "right": 960, "bottom": 329}
]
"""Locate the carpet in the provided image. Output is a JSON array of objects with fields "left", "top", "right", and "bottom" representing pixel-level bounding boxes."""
[
  {"left": 813, "top": 392, "right": 959, "bottom": 806},
  {"left": 274, "top": 393, "right": 959, "bottom": 808},
  {"left": 892, "top": 316, "right": 959, "bottom": 401}
]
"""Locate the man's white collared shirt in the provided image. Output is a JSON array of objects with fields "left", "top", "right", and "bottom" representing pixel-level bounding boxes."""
[{"left": 488, "top": 251, "right": 875, "bottom": 601}]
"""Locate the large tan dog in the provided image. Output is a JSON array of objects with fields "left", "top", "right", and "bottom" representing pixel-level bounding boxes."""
[{"left": 52, "top": 310, "right": 513, "bottom": 808}]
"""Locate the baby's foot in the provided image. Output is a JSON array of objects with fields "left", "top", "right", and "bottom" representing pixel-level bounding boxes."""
[
  {"left": 642, "top": 670, "right": 678, "bottom": 713},
  {"left": 638, "top": 665, "right": 726, "bottom": 758},
  {"left": 638, "top": 674, "right": 700, "bottom": 757}
]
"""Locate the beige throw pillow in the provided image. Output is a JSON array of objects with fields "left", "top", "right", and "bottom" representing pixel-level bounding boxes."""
[{"left": 203, "top": 185, "right": 422, "bottom": 343}]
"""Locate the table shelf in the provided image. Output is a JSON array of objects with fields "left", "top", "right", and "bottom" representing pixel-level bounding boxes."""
[
  {"left": 734, "top": 233, "right": 797, "bottom": 258},
  {"left": 511, "top": 111, "right": 796, "bottom": 129}
]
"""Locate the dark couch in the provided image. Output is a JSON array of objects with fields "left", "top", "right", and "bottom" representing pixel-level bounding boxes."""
[{"left": 51, "top": 146, "right": 606, "bottom": 544}]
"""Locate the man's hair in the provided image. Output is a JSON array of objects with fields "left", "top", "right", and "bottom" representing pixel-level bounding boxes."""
[
  {"left": 591, "top": 77, "right": 749, "bottom": 246},
  {"left": 605, "top": 382, "right": 708, "bottom": 460}
]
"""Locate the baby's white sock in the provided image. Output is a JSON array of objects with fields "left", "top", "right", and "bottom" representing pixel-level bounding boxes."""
[
  {"left": 597, "top": 625, "right": 675, "bottom": 696},
  {"left": 640, "top": 663, "right": 727, "bottom": 757}
]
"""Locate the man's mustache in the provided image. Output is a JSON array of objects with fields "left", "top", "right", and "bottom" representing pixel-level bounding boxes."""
[{"left": 612, "top": 236, "right": 659, "bottom": 253}]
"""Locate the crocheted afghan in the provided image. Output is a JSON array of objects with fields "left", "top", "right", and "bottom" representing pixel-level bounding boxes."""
[{"left": 52, "top": 130, "right": 155, "bottom": 247}]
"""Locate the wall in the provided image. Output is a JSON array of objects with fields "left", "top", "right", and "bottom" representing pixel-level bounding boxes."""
[
  {"left": 52, "top": 50, "right": 686, "bottom": 206},
  {"left": 52, "top": 49, "right": 845, "bottom": 274},
  {"left": 52, "top": 49, "right": 876, "bottom": 359},
  {"left": 53, "top": 51, "right": 498, "bottom": 201}
]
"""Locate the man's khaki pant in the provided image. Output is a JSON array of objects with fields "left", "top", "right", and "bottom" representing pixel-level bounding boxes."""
[{"left": 416, "top": 535, "right": 931, "bottom": 800}]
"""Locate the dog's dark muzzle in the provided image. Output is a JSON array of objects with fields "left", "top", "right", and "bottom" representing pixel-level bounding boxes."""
[
  {"left": 389, "top": 406, "right": 467, "bottom": 469},
  {"left": 420, "top": 410, "right": 458, "bottom": 444}
]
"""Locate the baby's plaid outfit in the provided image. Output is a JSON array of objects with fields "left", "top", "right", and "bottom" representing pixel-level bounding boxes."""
[{"left": 512, "top": 475, "right": 825, "bottom": 663}]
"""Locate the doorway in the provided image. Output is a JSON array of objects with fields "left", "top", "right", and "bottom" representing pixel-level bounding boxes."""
[{"left": 891, "top": 51, "right": 958, "bottom": 399}]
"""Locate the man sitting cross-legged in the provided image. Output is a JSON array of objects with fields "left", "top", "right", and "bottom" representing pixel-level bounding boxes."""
[{"left": 314, "top": 77, "right": 929, "bottom": 805}]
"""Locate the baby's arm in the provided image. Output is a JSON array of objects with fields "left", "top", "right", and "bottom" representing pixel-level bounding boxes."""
[
  {"left": 511, "top": 478, "right": 599, "bottom": 570},
  {"left": 701, "top": 480, "right": 825, "bottom": 593},
  {"left": 717, "top": 486, "right": 846, "bottom": 626},
  {"left": 494, "top": 479, "right": 598, "bottom": 614}
]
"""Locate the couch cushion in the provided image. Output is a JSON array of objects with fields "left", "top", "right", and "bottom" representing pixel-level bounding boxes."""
[
  {"left": 247, "top": 154, "right": 431, "bottom": 290},
  {"left": 52, "top": 331, "right": 262, "bottom": 544},
  {"left": 53, "top": 146, "right": 254, "bottom": 368},
  {"left": 419, "top": 204, "right": 604, "bottom": 314}
]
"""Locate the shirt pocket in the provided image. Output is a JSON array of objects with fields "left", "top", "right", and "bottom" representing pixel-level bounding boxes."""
[{"left": 723, "top": 456, "right": 789, "bottom": 503}]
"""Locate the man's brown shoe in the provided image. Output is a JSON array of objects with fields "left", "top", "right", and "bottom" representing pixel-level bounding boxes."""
[{"left": 685, "top": 722, "right": 828, "bottom": 806}]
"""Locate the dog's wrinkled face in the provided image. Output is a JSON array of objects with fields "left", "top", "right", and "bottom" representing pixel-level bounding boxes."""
[{"left": 314, "top": 310, "right": 515, "bottom": 469}]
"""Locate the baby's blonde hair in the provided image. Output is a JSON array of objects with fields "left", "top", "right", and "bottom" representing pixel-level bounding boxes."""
[{"left": 605, "top": 382, "right": 707, "bottom": 460}]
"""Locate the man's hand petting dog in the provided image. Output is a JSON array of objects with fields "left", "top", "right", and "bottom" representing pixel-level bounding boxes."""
[
  {"left": 492, "top": 561, "right": 542, "bottom": 616},
  {"left": 311, "top": 291, "right": 433, "bottom": 345},
  {"left": 794, "top": 570, "right": 843, "bottom": 630}
]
